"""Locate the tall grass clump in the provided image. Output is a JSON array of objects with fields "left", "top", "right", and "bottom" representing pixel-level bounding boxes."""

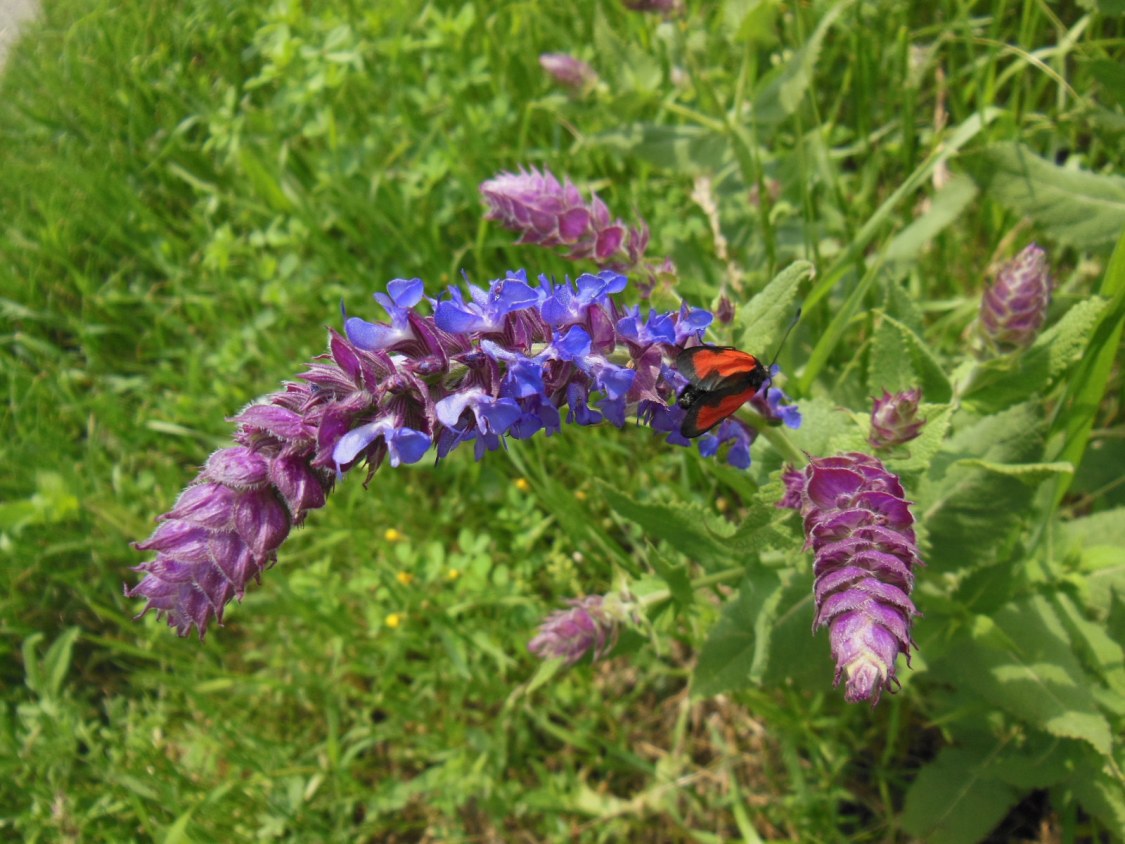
[{"left": 2, "top": 0, "right": 1124, "bottom": 841}]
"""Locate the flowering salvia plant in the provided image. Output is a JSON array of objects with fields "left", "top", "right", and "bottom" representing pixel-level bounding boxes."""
[{"left": 128, "top": 269, "right": 799, "bottom": 638}]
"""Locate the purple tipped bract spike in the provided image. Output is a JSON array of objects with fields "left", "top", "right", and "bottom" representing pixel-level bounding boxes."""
[{"left": 780, "top": 453, "right": 923, "bottom": 705}]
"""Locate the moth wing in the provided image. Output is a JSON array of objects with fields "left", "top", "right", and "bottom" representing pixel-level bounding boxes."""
[
  {"left": 676, "top": 345, "right": 762, "bottom": 391},
  {"left": 680, "top": 383, "right": 759, "bottom": 438}
]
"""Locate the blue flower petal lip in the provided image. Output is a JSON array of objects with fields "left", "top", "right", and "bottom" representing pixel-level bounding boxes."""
[
  {"left": 479, "top": 398, "right": 523, "bottom": 434},
  {"left": 435, "top": 390, "right": 477, "bottom": 427},
  {"left": 492, "top": 279, "right": 539, "bottom": 311},
  {"left": 387, "top": 277, "right": 425, "bottom": 308},
  {"left": 434, "top": 301, "right": 484, "bottom": 334},
  {"left": 332, "top": 421, "right": 382, "bottom": 466},
  {"left": 555, "top": 325, "right": 592, "bottom": 359},
  {"left": 345, "top": 318, "right": 397, "bottom": 350},
  {"left": 596, "top": 364, "right": 635, "bottom": 400},
  {"left": 388, "top": 428, "right": 431, "bottom": 466}
]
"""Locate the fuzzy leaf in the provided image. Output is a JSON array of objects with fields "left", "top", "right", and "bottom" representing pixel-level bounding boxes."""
[
  {"left": 952, "top": 459, "right": 1074, "bottom": 483},
  {"left": 901, "top": 747, "right": 1020, "bottom": 843},
  {"left": 916, "top": 403, "right": 1043, "bottom": 572},
  {"left": 599, "top": 483, "right": 735, "bottom": 568},
  {"left": 868, "top": 318, "right": 917, "bottom": 394},
  {"left": 964, "top": 143, "right": 1125, "bottom": 249},
  {"left": 871, "top": 313, "right": 953, "bottom": 402},
  {"left": 782, "top": 396, "right": 856, "bottom": 458},
  {"left": 959, "top": 595, "right": 1113, "bottom": 755},
  {"left": 694, "top": 569, "right": 791, "bottom": 695},
  {"left": 750, "top": 0, "right": 853, "bottom": 123},
  {"left": 735, "top": 261, "right": 814, "bottom": 354},
  {"left": 1072, "top": 757, "right": 1125, "bottom": 834}
]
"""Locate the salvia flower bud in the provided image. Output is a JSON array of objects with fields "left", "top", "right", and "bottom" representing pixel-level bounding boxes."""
[
  {"left": 978, "top": 243, "right": 1052, "bottom": 353},
  {"left": 868, "top": 388, "right": 925, "bottom": 450},
  {"left": 528, "top": 591, "right": 640, "bottom": 664},
  {"left": 539, "top": 53, "right": 598, "bottom": 90},
  {"left": 129, "top": 270, "right": 801, "bottom": 638},
  {"left": 780, "top": 453, "right": 922, "bottom": 705},
  {"left": 480, "top": 167, "right": 649, "bottom": 267}
]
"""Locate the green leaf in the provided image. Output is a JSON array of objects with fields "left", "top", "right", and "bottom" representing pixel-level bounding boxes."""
[
  {"left": 723, "top": 0, "right": 780, "bottom": 46},
  {"left": 958, "top": 595, "right": 1113, "bottom": 755},
  {"left": 1071, "top": 757, "right": 1125, "bottom": 835},
  {"left": 963, "top": 143, "right": 1125, "bottom": 249},
  {"left": 750, "top": 0, "right": 854, "bottom": 123},
  {"left": 1045, "top": 230, "right": 1125, "bottom": 507},
  {"left": 782, "top": 396, "right": 856, "bottom": 458},
  {"left": 596, "top": 123, "right": 731, "bottom": 172},
  {"left": 735, "top": 260, "right": 814, "bottom": 353},
  {"left": 694, "top": 570, "right": 790, "bottom": 696},
  {"left": 599, "top": 483, "right": 736, "bottom": 568},
  {"left": 884, "top": 174, "right": 980, "bottom": 271},
  {"left": 1051, "top": 593, "right": 1125, "bottom": 706},
  {"left": 962, "top": 297, "right": 1108, "bottom": 413},
  {"left": 868, "top": 317, "right": 917, "bottom": 394},
  {"left": 901, "top": 746, "right": 1020, "bottom": 843},
  {"left": 871, "top": 313, "right": 953, "bottom": 402},
  {"left": 916, "top": 403, "right": 1044, "bottom": 572},
  {"left": 952, "top": 459, "right": 1074, "bottom": 483}
]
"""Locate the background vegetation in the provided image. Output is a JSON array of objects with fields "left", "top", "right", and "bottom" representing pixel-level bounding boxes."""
[{"left": 1, "top": 0, "right": 1123, "bottom": 840}]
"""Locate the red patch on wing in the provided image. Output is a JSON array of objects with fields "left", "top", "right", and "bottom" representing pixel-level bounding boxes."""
[
  {"left": 681, "top": 386, "right": 759, "bottom": 438},
  {"left": 677, "top": 346, "right": 762, "bottom": 384}
]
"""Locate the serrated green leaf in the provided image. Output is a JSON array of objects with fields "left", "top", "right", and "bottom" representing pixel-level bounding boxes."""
[
  {"left": 868, "top": 317, "right": 917, "bottom": 394},
  {"left": 1051, "top": 593, "right": 1125, "bottom": 702},
  {"left": 983, "top": 741, "right": 1075, "bottom": 789},
  {"left": 694, "top": 570, "right": 790, "bottom": 696},
  {"left": 885, "top": 174, "right": 980, "bottom": 270},
  {"left": 964, "top": 143, "right": 1125, "bottom": 248},
  {"left": 735, "top": 260, "right": 814, "bottom": 354},
  {"left": 1071, "top": 758, "right": 1125, "bottom": 834},
  {"left": 960, "top": 595, "right": 1112, "bottom": 754},
  {"left": 1066, "top": 508, "right": 1125, "bottom": 547},
  {"left": 1046, "top": 231, "right": 1125, "bottom": 507},
  {"left": 874, "top": 313, "right": 953, "bottom": 402},
  {"left": 750, "top": 0, "right": 853, "bottom": 123},
  {"left": 952, "top": 459, "right": 1074, "bottom": 483},
  {"left": 901, "top": 746, "right": 1020, "bottom": 843},
  {"left": 962, "top": 297, "right": 1108, "bottom": 413},
  {"left": 599, "top": 482, "right": 736, "bottom": 568},
  {"left": 723, "top": 0, "right": 780, "bottom": 45},
  {"left": 649, "top": 545, "right": 695, "bottom": 609},
  {"left": 42, "top": 627, "right": 80, "bottom": 700},
  {"left": 916, "top": 403, "right": 1044, "bottom": 572},
  {"left": 596, "top": 123, "right": 731, "bottom": 172}
]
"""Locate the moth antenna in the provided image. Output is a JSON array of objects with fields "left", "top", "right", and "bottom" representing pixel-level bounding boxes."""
[{"left": 764, "top": 307, "right": 801, "bottom": 399}]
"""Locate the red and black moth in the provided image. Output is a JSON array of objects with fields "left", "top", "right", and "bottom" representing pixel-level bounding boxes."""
[{"left": 675, "top": 346, "right": 770, "bottom": 438}]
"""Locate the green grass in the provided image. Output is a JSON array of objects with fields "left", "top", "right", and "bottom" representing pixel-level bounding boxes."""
[{"left": 2, "top": 0, "right": 1123, "bottom": 840}]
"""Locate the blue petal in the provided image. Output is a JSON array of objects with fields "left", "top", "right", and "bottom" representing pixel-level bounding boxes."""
[
  {"left": 387, "top": 428, "right": 431, "bottom": 466},
  {"left": 478, "top": 397, "right": 523, "bottom": 435},
  {"left": 555, "top": 325, "right": 592, "bottom": 360},
  {"left": 646, "top": 311, "right": 677, "bottom": 344},
  {"left": 387, "top": 278, "right": 425, "bottom": 308},
  {"left": 492, "top": 279, "right": 539, "bottom": 312},
  {"left": 434, "top": 301, "right": 485, "bottom": 334},
  {"left": 346, "top": 318, "right": 401, "bottom": 350},
  {"left": 595, "top": 363, "right": 635, "bottom": 400},
  {"left": 333, "top": 422, "right": 382, "bottom": 467},
  {"left": 435, "top": 390, "right": 477, "bottom": 427}
]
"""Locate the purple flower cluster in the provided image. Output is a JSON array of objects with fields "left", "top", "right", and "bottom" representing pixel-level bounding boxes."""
[
  {"left": 130, "top": 270, "right": 799, "bottom": 637},
  {"left": 780, "top": 453, "right": 922, "bottom": 705},
  {"left": 480, "top": 168, "right": 650, "bottom": 268},
  {"left": 978, "top": 243, "right": 1052, "bottom": 352}
]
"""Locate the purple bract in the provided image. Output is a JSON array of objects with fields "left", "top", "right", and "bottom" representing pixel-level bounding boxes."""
[
  {"left": 978, "top": 243, "right": 1052, "bottom": 352},
  {"left": 868, "top": 388, "right": 925, "bottom": 450},
  {"left": 780, "top": 453, "right": 922, "bottom": 705}
]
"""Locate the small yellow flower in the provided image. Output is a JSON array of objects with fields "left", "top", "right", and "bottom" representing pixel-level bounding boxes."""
[
  {"left": 385, "top": 613, "right": 403, "bottom": 629},
  {"left": 716, "top": 498, "right": 729, "bottom": 514},
  {"left": 396, "top": 571, "right": 414, "bottom": 586},
  {"left": 575, "top": 490, "right": 588, "bottom": 502},
  {"left": 384, "top": 528, "right": 403, "bottom": 543},
  {"left": 514, "top": 477, "right": 531, "bottom": 493},
  {"left": 447, "top": 568, "right": 461, "bottom": 581}
]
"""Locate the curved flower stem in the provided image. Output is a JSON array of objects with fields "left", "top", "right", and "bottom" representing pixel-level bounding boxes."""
[{"left": 751, "top": 417, "right": 807, "bottom": 467}]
